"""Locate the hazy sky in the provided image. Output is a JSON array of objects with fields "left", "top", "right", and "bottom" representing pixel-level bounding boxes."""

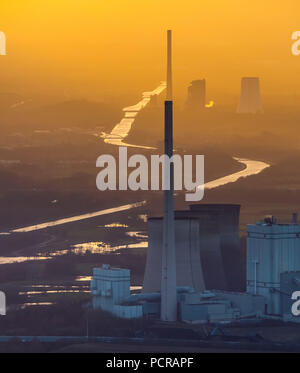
[{"left": 1, "top": 0, "right": 300, "bottom": 103}]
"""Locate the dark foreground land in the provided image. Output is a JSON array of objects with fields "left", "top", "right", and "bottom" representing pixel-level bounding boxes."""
[{"left": 1, "top": 315, "right": 300, "bottom": 353}]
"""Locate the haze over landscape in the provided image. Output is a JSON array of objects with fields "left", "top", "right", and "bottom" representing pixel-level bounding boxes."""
[
  {"left": 1, "top": 0, "right": 300, "bottom": 353},
  {"left": 1, "top": 0, "right": 300, "bottom": 104}
]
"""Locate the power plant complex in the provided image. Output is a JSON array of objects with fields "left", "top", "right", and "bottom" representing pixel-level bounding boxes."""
[
  {"left": 90, "top": 32, "right": 300, "bottom": 324},
  {"left": 91, "top": 213, "right": 300, "bottom": 322}
]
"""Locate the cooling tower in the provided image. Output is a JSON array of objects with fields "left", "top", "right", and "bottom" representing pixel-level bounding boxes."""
[
  {"left": 142, "top": 217, "right": 205, "bottom": 294},
  {"left": 174, "top": 209, "right": 226, "bottom": 290},
  {"left": 237, "top": 77, "right": 263, "bottom": 114},
  {"left": 189, "top": 204, "right": 241, "bottom": 291},
  {"left": 143, "top": 204, "right": 241, "bottom": 294}
]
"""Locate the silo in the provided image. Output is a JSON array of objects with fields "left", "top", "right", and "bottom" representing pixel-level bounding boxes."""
[{"left": 142, "top": 217, "right": 205, "bottom": 294}]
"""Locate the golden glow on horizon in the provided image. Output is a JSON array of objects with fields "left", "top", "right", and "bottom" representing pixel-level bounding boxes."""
[{"left": 1, "top": 0, "right": 300, "bottom": 101}]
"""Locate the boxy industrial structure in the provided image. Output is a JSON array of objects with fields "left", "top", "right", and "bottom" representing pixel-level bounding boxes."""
[
  {"left": 90, "top": 264, "right": 265, "bottom": 322},
  {"left": 90, "top": 265, "right": 143, "bottom": 319},
  {"left": 247, "top": 218, "right": 300, "bottom": 315}
]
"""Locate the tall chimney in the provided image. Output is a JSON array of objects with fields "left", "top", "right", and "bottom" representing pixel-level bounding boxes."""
[
  {"left": 166, "top": 30, "right": 173, "bottom": 101},
  {"left": 237, "top": 77, "right": 263, "bottom": 114},
  {"left": 161, "top": 30, "right": 177, "bottom": 322}
]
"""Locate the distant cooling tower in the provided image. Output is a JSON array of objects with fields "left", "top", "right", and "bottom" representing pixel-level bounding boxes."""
[
  {"left": 142, "top": 217, "right": 205, "bottom": 294},
  {"left": 237, "top": 77, "right": 263, "bottom": 114},
  {"left": 186, "top": 79, "right": 206, "bottom": 110},
  {"left": 143, "top": 204, "right": 241, "bottom": 293}
]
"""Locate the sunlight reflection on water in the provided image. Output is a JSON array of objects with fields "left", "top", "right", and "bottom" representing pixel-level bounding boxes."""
[
  {"left": 203, "top": 157, "right": 270, "bottom": 190},
  {"left": 100, "top": 81, "right": 166, "bottom": 149},
  {"left": 9, "top": 201, "right": 146, "bottom": 233}
]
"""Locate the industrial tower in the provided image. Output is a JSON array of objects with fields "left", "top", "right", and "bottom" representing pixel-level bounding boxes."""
[{"left": 161, "top": 30, "right": 177, "bottom": 322}]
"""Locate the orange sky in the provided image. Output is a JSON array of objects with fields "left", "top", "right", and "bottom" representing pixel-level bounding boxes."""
[{"left": 1, "top": 0, "right": 300, "bottom": 103}]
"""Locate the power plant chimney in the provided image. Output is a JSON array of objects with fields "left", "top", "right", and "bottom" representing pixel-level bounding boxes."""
[
  {"left": 161, "top": 30, "right": 177, "bottom": 322},
  {"left": 237, "top": 77, "right": 263, "bottom": 114},
  {"left": 166, "top": 30, "right": 173, "bottom": 101}
]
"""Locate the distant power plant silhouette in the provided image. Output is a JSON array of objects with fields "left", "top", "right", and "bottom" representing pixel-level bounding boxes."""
[
  {"left": 237, "top": 77, "right": 263, "bottom": 114},
  {"left": 186, "top": 79, "right": 206, "bottom": 110}
]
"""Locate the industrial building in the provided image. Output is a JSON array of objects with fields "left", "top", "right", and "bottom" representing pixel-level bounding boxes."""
[
  {"left": 237, "top": 77, "right": 263, "bottom": 114},
  {"left": 90, "top": 264, "right": 265, "bottom": 322},
  {"left": 90, "top": 214, "right": 300, "bottom": 323},
  {"left": 179, "top": 290, "right": 265, "bottom": 323},
  {"left": 90, "top": 265, "right": 143, "bottom": 319},
  {"left": 247, "top": 216, "right": 300, "bottom": 315},
  {"left": 186, "top": 79, "right": 206, "bottom": 110}
]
